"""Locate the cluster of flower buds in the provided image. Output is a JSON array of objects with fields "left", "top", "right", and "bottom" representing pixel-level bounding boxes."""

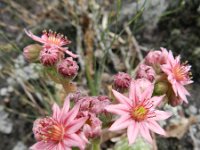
[
  {"left": 72, "top": 93, "right": 110, "bottom": 139},
  {"left": 23, "top": 29, "right": 79, "bottom": 80}
]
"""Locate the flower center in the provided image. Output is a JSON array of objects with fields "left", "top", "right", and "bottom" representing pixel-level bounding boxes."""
[
  {"left": 132, "top": 106, "right": 148, "bottom": 121},
  {"left": 42, "top": 30, "right": 71, "bottom": 46},
  {"left": 173, "top": 64, "right": 188, "bottom": 81},
  {"left": 33, "top": 117, "right": 64, "bottom": 142}
]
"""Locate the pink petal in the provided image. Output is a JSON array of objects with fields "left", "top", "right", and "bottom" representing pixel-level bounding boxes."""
[
  {"left": 112, "top": 89, "right": 132, "bottom": 106},
  {"left": 53, "top": 142, "right": 65, "bottom": 150},
  {"left": 109, "top": 115, "right": 131, "bottom": 131},
  {"left": 140, "top": 122, "right": 153, "bottom": 144},
  {"left": 65, "top": 133, "right": 86, "bottom": 149},
  {"left": 150, "top": 95, "right": 165, "bottom": 108},
  {"left": 66, "top": 117, "right": 87, "bottom": 134},
  {"left": 127, "top": 121, "right": 139, "bottom": 144},
  {"left": 63, "top": 47, "right": 78, "bottom": 58},
  {"left": 52, "top": 103, "right": 61, "bottom": 120},
  {"left": 141, "top": 84, "right": 154, "bottom": 100},
  {"left": 64, "top": 103, "right": 80, "bottom": 124},
  {"left": 129, "top": 81, "right": 136, "bottom": 105},
  {"left": 154, "top": 110, "right": 172, "bottom": 120},
  {"left": 105, "top": 104, "right": 129, "bottom": 115},
  {"left": 60, "top": 96, "right": 70, "bottom": 123},
  {"left": 30, "top": 141, "right": 57, "bottom": 150},
  {"left": 176, "top": 84, "right": 188, "bottom": 102},
  {"left": 24, "top": 29, "right": 46, "bottom": 44},
  {"left": 147, "top": 120, "right": 166, "bottom": 136}
]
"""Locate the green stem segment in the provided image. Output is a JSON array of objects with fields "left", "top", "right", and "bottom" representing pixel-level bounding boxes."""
[{"left": 92, "top": 138, "right": 101, "bottom": 150}]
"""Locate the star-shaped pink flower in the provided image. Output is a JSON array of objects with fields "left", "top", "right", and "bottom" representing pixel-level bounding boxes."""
[
  {"left": 31, "top": 96, "right": 88, "bottom": 150},
  {"left": 106, "top": 80, "right": 171, "bottom": 144},
  {"left": 161, "top": 50, "right": 193, "bottom": 103}
]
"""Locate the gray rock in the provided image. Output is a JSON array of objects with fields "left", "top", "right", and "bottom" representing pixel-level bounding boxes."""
[
  {"left": 188, "top": 105, "right": 198, "bottom": 115},
  {"left": 0, "top": 88, "right": 8, "bottom": 96},
  {"left": 0, "top": 106, "right": 13, "bottom": 134},
  {"left": 12, "top": 142, "right": 27, "bottom": 150}
]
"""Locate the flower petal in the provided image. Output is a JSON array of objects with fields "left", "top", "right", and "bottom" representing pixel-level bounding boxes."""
[
  {"left": 64, "top": 103, "right": 80, "bottom": 124},
  {"left": 140, "top": 122, "right": 153, "bottom": 144},
  {"left": 112, "top": 89, "right": 132, "bottom": 106},
  {"left": 154, "top": 110, "right": 172, "bottom": 120},
  {"left": 24, "top": 29, "right": 46, "bottom": 44},
  {"left": 30, "top": 141, "right": 56, "bottom": 150},
  {"left": 105, "top": 104, "right": 129, "bottom": 115},
  {"left": 147, "top": 120, "right": 166, "bottom": 136},
  {"left": 141, "top": 84, "right": 154, "bottom": 100},
  {"left": 129, "top": 81, "right": 136, "bottom": 105},
  {"left": 127, "top": 121, "right": 139, "bottom": 144},
  {"left": 67, "top": 117, "right": 87, "bottom": 134},
  {"left": 109, "top": 115, "right": 131, "bottom": 131},
  {"left": 60, "top": 96, "right": 70, "bottom": 123},
  {"left": 52, "top": 103, "right": 61, "bottom": 120},
  {"left": 65, "top": 133, "right": 86, "bottom": 149},
  {"left": 150, "top": 95, "right": 165, "bottom": 108}
]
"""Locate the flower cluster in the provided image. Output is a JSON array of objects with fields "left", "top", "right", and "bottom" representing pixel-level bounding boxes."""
[
  {"left": 73, "top": 94, "right": 110, "bottom": 138},
  {"left": 23, "top": 29, "right": 193, "bottom": 149},
  {"left": 135, "top": 47, "right": 193, "bottom": 106},
  {"left": 23, "top": 29, "right": 79, "bottom": 80},
  {"left": 108, "top": 48, "right": 192, "bottom": 144}
]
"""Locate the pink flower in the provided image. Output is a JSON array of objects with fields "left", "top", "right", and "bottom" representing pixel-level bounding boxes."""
[
  {"left": 25, "top": 29, "right": 78, "bottom": 58},
  {"left": 145, "top": 48, "right": 168, "bottom": 66},
  {"left": 105, "top": 80, "right": 171, "bottom": 144},
  {"left": 57, "top": 57, "right": 79, "bottom": 79},
  {"left": 136, "top": 64, "right": 156, "bottom": 82},
  {"left": 31, "top": 96, "right": 88, "bottom": 150},
  {"left": 161, "top": 50, "right": 193, "bottom": 103},
  {"left": 113, "top": 72, "right": 132, "bottom": 91},
  {"left": 39, "top": 46, "right": 62, "bottom": 66}
]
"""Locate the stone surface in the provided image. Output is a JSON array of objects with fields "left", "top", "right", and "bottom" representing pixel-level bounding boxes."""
[{"left": 12, "top": 142, "right": 27, "bottom": 150}]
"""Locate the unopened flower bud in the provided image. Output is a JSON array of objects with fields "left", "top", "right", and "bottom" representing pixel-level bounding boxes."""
[
  {"left": 40, "top": 47, "right": 61, "bottom": 66},
  {"left": 113, "top": 72, "right": 131, "bottom": 91},
  {"left": 168, "top": 94, "right": 183, "bottom": 107},
  {"left": 136, "top": 64, "right": 156, "bottom": 82},
  {"left": 23, "top": 44, "right": 42, "bottom": 62},
  {"left": 57, "top": 57, "right": 79, "bottom": 79},
  {"left": 154, "top": 81, "right": 169, "bottom": 95}
]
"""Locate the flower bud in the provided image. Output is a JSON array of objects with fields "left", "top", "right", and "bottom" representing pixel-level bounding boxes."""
[
  {"left": 168, "top": 94, "right": 183, "bottom": 107},
  {"left": 136, "top": 64, "right": 156, "bottom": 82},
  {"left": 40, "top": 47, "right": 61, "bottom": 66},
  {"left": 154, "top": 81, "right": 169, "bottom": 95},
  {"left": 23, "top": 44, "right": 42, "bottom": 62},
  {"left": 57, "top": 57, "right": 79, "bottom": 79},
  {"left": 113, "top": 72, "right": 131, "bottom": 92}
]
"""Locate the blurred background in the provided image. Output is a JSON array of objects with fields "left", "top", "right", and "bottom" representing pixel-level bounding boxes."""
[{"left": 0, "top": 0, "right": 200, "bottom": 149}]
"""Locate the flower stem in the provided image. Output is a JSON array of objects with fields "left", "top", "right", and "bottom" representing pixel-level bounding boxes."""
[{"left": 92, "top": 138, "right": 101, "bottom": 150}]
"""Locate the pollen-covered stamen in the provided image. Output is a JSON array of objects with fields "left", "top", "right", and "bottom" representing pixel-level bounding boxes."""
[
  {"left": 42, "top": 29, "right": 71, "bottom": 46},
  {"left": 131, "top": 105, "right": 148, "bottom": 121},
  {"left": 33, "top": 117, "right": 64, "bottom": 142},
  {"left": 172, "top": 63, "right": 190, "bottom": 82}
]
